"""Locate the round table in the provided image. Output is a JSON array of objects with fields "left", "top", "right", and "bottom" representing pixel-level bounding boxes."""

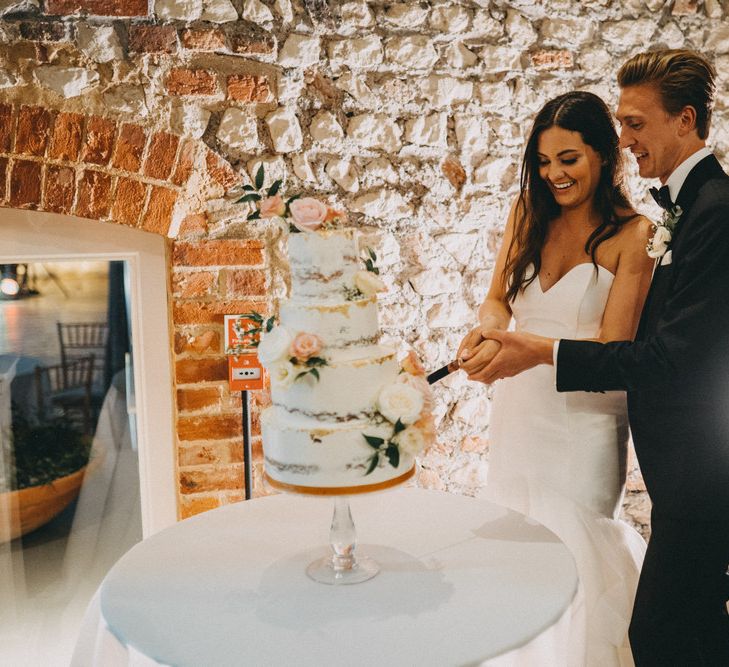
[{"left": 73, "top": 488, "right": 578, "bottom": 667}]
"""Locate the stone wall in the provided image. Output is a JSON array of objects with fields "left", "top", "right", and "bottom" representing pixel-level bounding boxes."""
[{"left": 3, "top": 0, "right": 729, "bottom": 534}]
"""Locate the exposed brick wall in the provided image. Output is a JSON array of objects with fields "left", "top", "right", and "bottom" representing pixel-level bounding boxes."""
[{"left": 2, "top": 0, "right": 725, "bottom": 533}]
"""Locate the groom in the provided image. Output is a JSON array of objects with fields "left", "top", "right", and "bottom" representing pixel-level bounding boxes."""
[{"left": 465, "top": 49, "right": 729, "bottom": 665}]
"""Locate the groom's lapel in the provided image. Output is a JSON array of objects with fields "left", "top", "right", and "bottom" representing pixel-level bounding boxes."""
[
  {"left": 671, "top": 154, "right": 727, "bottom": 248},
  {"left": 636, "top": 155, "right": 727, "bottom": 341}
]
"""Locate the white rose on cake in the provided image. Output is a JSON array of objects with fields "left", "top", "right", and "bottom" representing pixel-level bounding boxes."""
[
  {"left": 377, "top": 382, "right": 424, "bottom": 425},
  {"left": 397, "top": 372, "right": 434, "bottom": 413},
  {"left": 257, "top": 326, "right": 292, "bottom": 366},
  {"left": 394, "top": 426, "right": 427, "bottom": 456},
  {"left": 354, "top": 270, "right": 386, "bottom": 296},
  {"left": 270, "top": 360, "right": 296, "bottom": 388}
]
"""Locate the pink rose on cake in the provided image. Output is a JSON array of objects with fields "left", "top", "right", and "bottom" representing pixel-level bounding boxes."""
[
  {"left": 401, "top": 350, "right": 425, "bottom": 376},
  {"left": 258, "top": 194, "right": 286, "bottom": 219},
  {"left": 290, "top": 332, "right": 323, "bottom": 361},
  {"left": 290, "top": 198, "right": 328, "bottom": 232},
  {"left": 377, "top": 382, "right": 424, "bottom": 425},
  {"left": 257, "top": 326, "right": 292, "bottom": 366}
]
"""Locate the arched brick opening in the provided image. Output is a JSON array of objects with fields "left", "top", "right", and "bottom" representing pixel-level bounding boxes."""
[{"left": 0, "top": 100, "right": 268, "bottom": 520}]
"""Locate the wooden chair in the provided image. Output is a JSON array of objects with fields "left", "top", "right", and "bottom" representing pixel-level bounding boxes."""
[
  {"left": 57, "top": 322, "right": 108, "bottom": 389},
  {"left": 35, "top": 355, "right": 95, "bottom": 435}
]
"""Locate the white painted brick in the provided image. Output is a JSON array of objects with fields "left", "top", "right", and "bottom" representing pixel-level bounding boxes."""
[
  {"left": 76, "top": 23, "right": 122, "bottom": 63},
  {"left": 363, "top": 157, "right": 399, "bottom": 185},
  {"left": 33, "top": 65, "right": 99, "bottom": 98},
  {"left": 505, "top": 10, "right": 537, "bottom": 47},
  {"left": 404, "top": 112, "right": 448, "bottom": 148},
  {"left": 0, "top": 69, "right": 17, "bottom": 88},
  {"left": 336, "top": 71, "right": 378, "bottom": 107},
  {"left": 328, "top": 36, "right": 383, "bottom": 69},
  {"left": 266, "top": 107, "right": 303, "bottom": 152},
  {"left": 426, "top": 298, "right": 473, "bottom": 328},
  {"left": 454, "top": 114, "right": 490, "bottom": 154},
  {"left": 155, "top": 0, "right": 202, "bottom": 21},
  {"left": 170, "top": 101, "right": 211, "bottom": 138},
  {"left": 104, "top": 85, "right": 149, "bottom": 118},
  {"left": 202, "top": 0, "right": 238, "bottom": 22},
  {"left": 382, "top": 2, "right": 428, "bottom": 27},
  {"left": 409, "top": 268, "right": 462, "bottom": 296},
  {"left": 279, "top": 34, "right": 320, "bottom": 67},
  {"left": 385, "top": 36, "right": 438, "bottom": 70},
  {"left": 217, "top": 108, "right": 259, "bottom": 151},
  {"left": 347, "top": 113, "right": 402, "bottom": 152},
  {"left": 430, "top": 5, "right": 471, "bottom": 32},
  {"left": 291, "top": 153, "right": 316, "bottom": 182},
  {"left": 325, "top": 158, "right": 359, "bottom": 192},
  {"left": 241, "top": 0, "right": 273, "bottom": 24},
  {"left": 419, "top": 76, "right": 474, "bottom": 109},
  {"left": 540, "top": 17, "right": 595, "bottom": 45},
  {"left": 706, "top": 23, "right": 729, "bottom": 53},
  {"left": 350, "top": 189, "right": 412, "bottom": 219},
  {"left": 309, "top": 110, "right": 344, "bottom": 144},
  {"left": 273, "top": 0, "right": 293, "bottom": 23},
  {"left": 445, "top": 42, "right": 478, "bottom": 68},
  {"left": 340, "top": 1, "right": 374, "bottom": 29},
  {"left": 473, "top": 156, "right": 518, "bottom": 189},
  {"left": 601, "top": 19, "right": 657, "bottom": 46},
  {"left": 480, "top": 46, "right": 522, "bottom": 72}
]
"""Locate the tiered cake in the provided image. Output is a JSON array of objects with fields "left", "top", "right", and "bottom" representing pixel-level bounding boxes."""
[{"left": 258, "top": 207, "right": 434, "bottom": 495}]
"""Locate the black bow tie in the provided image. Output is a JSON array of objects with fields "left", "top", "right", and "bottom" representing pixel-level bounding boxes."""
[{"left": 649, "top": 185, "right": 674, "bottom": 211}]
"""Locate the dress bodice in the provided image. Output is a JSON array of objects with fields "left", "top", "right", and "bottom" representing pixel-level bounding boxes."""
[{"left": 511, "top": 263, "right": 615, "bottom": 339}]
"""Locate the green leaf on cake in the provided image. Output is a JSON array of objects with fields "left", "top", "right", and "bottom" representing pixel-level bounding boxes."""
[
  {"left": 241, "top": 312, "right": 264, "bottom": 323},
  {"left": 363, "top": 435, "right": 385, "bottom": 449},
  {"left": 243, "top": 184, "right": 256, "bottom": 191},
  {"left": 368, "top": 247, "right": 377, "bottom": 262},
  {"left": 265, "top": 317, "right": 275, "bottom": 332},
  {"left": 393, "top": 418, "right": 406, "bottom": 435},
  {"left": 309, "top": 368, "right": 320, "bottom": 381},
  {"left": 365, "top": 453, "right": 379, "bottom": 475},
  {"left": 306, "top": 357, "right": 327, "bottom": 367},
  {"left": 267, "top": 179, "right": 282, "bottom": 196},
  {"left": 238, "top": 193, "right": 262, "bottom": 203},
  {"left": 254, "top": 164, "right": 265, "bottom": 190},
  {"left": 385, "top": 443, "right": 400, "bottom": 468},
  {"left": 247, "top": 210, "right": 261, "bottom": 220}
]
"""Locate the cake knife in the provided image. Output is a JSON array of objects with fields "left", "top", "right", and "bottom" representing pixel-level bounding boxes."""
[{"left": 426, "top": 359, "right": 460, "bottom": 385}]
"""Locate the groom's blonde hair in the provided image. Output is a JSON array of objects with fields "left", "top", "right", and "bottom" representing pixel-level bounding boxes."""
[{"left": 617, "top": 49, "right": 716, "bottom": 140}]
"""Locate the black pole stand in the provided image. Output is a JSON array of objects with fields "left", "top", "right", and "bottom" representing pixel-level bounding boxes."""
[{"left": 242, "top": 389, "right": 252, "bottom": 500}]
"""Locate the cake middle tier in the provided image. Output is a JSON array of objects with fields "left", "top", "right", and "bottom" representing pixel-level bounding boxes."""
[
  {"left": 279, "top": 295, "right": 378, "bottom": 347},
  {"left": 272, "top": 345, "right": 398, "bottom": 418}
]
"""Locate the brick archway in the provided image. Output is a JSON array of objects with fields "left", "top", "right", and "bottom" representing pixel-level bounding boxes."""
[{"left": 0, "top": 100, "right": 269, "bottom": 519}]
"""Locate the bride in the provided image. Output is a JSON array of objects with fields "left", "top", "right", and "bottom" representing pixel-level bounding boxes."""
[{"left": 458, "top": 91, "right": 654, "bottom": 666}]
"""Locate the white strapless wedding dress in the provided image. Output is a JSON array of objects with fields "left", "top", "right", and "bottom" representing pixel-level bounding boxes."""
[{"left": 486, "top": 264, "right": 646, "bottom": 667}]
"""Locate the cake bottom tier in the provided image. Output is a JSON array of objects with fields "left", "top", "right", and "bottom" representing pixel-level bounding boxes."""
[{"left": 261, "top": 407, "right": 415, "bottom": 494}]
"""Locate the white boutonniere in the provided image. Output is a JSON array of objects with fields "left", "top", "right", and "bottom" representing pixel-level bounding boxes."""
[{"left": 647, "top": 205, "right": 682, "bottom": 260}]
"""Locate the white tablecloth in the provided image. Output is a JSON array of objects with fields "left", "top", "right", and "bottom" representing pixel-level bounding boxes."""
[{"left": 72, "top": 488, "right": 579, "bottom": 667}]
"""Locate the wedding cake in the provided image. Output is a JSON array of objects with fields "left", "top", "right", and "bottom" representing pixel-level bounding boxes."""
[{"left": 256, "top": 196, "right": 435, "bottom": 495}]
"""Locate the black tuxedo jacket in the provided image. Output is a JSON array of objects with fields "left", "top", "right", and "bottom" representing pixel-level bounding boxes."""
[{"left": 557, "top": 154, "right": 729, "bottom": 520}]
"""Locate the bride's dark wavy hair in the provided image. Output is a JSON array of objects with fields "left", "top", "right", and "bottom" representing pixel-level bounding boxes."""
[{"left": 503, "top": 90, "right": 636, "bottom": 302}]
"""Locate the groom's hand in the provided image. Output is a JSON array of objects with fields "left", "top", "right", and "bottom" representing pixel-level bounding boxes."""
[
  {"left": 456, "top": 325, "right": 487, "bottom": 364},
  {"left": 459, "top": 338, "right": 502, "bottom": 377},
  {"left": 468, "top": 330, "right": 555, "bottom": 384}
]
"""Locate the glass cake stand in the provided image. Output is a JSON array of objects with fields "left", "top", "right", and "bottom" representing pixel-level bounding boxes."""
[
  {"left": 267, "top": 468, "right": 414, "bottom": 585},
  {"left": 305, "top": 495, "right": 380, "bottom": 585}
]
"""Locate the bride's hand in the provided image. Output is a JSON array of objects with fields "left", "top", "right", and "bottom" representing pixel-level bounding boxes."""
[
  {"left": 456, "top": 325, "right": 486, "bottom": 364},
  {"left": 459, "top": 338, "right": 502, "bottom": 377}
]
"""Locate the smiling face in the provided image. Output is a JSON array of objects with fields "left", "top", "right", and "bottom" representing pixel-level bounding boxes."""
[
  {"left": 536, "top": 126, "right": 603, "bottom": 210},
  {"left": 616, "top": 83, "right": 687, "bottom": 183}
]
